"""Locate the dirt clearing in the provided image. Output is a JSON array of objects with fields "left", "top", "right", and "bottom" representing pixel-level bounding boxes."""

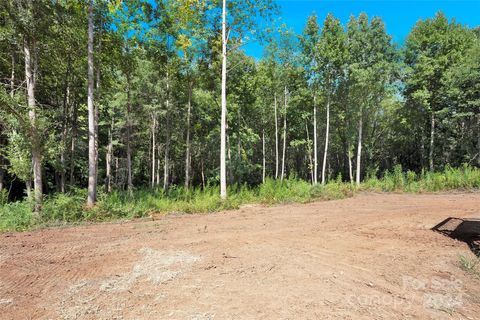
[{"left": 1, "top": 193, "right": 480, "bottom": 319}]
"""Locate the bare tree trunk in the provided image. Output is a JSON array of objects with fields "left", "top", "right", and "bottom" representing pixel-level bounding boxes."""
[
  {"left": 348, "top": 145, "right": 354, "bottom": 184},
  {"left": 262, "top": 128, "right": 266, "bottom": 183},
  {"left": 220, "top": 0, "right": 227, "bottom": 199},
  {"left": 87, "top": 0, "right": 97, "bottom": 206},
  {"left": 156, "top": 145, "right": 161, "bottom": 187},
  {"left": 163, "top": 72, "right": 171, "bottom": 191},
  {"left": 305, "top": 121, "right": 314, "bottom": 184},
  {"left": 274, "top": 93, "right": 279, "bottom": 179},
  {"left": 163, "top": 122, "right": 171, "bottom": 191},
  {"left": 10, "top": 50, "right": 15, "bottom": 97},
  {"left": 281, "top": 86, "right": 287, "bottom": 181},
  {"left": 114, "top": 157, "right": 119, "bottom": 187},
  {"left": 201, "top": 157, "right": 205, "bottom": 189},
  {"left": 356, "top": 105, "right": 363, "bottom": 185},
  {"left": 227, "top": 130, "right": 233, "bottom": 184},
  {"left": 237, "top": 105, "right": 242, "bottom": 166},
  {"left": 477, "top": 114, "right": 480, "bottom": 167},
  {"left": 94, "top": 44, "right": 100, "bottom": 194},
  {"left": 313, "top": 94, "right": 317, "bottom": 184},
  {"left": 429, "top": 111, "right": 435, "bottom": 172},
  {"left": 321, "top": 95, "right": 330, "bottom": 185},
  {"left": 69, "top": 102, "right": 77, "bottom": 187},
  {"left": 60, "top": 77, "right": 70, "bottom": 193},
  {"left": 126, "top": 77, "right": 133, "bottom": 192},
  {"left": 26, "top": 179, "right": 32, "bottom": 198},
  {"left": 185, "top": 82, "right": 192, "bottom": 190},
  {"left": 24, "top": 37, "right": 42, "bottom": 214},
  {"left": 106, "top": 118, "right": 113, "bottom": 192},
  {"left": 151, "top": 114, "right": 156, "bottom": 188}
]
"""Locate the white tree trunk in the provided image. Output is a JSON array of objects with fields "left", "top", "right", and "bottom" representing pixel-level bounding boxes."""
[
  {"left": 94, "top": 46, "right": 100, "bottom": 194},
  {"left": 281, "top": 86, "right": 288, "bottom": 181},
  {"left": 126, "top": 78, "right": 133, "bottom": 192},
  {"left": 321, "top": 96, "right": 330, "bottom": 185},
  {"left": 262, "top": 128, "right": 266, "bottom": 183},
  {"left": 106, "top": 118, "right": 113, "bottom": 193},
  {"left": 220, "top": 0, "right": 227, "bottom": 199},
  {"left": 114, "top": 157, "right": 119, "bottom": 186},
  {"left": 201, "top": 158, "right": 205, "bottom": 189},
  {"left": 429, "top": 111, "right": 435, "bottom": 172},
  {"left": 185, "top": 83, "right": 192, "bottom": 190},
  {"left": 87, "top": 0, "right": 97, "bottom": 206},
  {"left": 348, "top": 145, "right": 353, "bottom": 184},
  {"left": 69, "top": 103, "right": 77, "bottom": 187},
  {"left": 151, "top": 114, "right": 156, "bottom": 188},
  {"left": 313, "top": 95, "right": 318, "bottom": 184},
  {"left": 24, "top": 38, "right": 42, "bottom": 214},
  {"left": 274, "top": 93, "right": 279, "bottom": 179},
  {"left": 156, "top": 145, "right": 161, "bottom": 186},
  {"left": 163, "top": 120, "right": 170, "bottom": 191},
  {"left": 305, "top": 121, "right": 314, "bottom": 184},
  {"left": 356, "top": 105, "right": 363, "bottom": 185},
  {"left": 163, "top": 72, "right": 171, "bottom": 191},
  {"left": 10, "top": 50, "right": 15, "bottom": 98}
]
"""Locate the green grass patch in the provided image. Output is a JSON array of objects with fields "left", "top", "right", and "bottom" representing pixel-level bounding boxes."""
[{"left": 1, "top": 165, "right": 479, "bottom": 232}]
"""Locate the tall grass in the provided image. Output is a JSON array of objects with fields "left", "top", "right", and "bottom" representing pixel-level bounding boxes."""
[
  {"left": 362, "top": 164, "right": 480, "bottom": 192},
  {"left": 0, "top": 165, "right": 479, "bottom": 232}
]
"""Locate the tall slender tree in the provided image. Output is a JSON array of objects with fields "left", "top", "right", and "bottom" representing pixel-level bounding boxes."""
[
  {"left": 87, "top": 0, "right": 97, "bottom": 206},
  {"left": 318, "top": 14, "right": 345, "bottom": 184}
]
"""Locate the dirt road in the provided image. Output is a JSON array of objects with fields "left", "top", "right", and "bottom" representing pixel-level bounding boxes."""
[{"left": 1, "top": 193, "right": 480, "bottom": 319}]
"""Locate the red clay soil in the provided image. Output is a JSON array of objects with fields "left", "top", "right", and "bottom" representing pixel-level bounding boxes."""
[{"left": 1, "top": 193, "right": 480, "bottom": 320}]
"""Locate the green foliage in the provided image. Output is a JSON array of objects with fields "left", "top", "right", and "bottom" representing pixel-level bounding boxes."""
[
  {"left": 0, "top": 3, "right": 479, "bottom": 226},
  {"left": 0, "top": 189, "right": 8, "bottom": 206},
  {"left": 258, "top": 177, "right": 312, "bottom": 203},
  {"left": 0, "top": 201, "right": 33, "bottom": 231},
  {"left": 42, "top": 189, "right": 86, "bottom": 222},
  {"left": 362, "top": 164, "right": 480, "bottom": 192},
  {"left": 403, "top": 12, "right": 478, "bottom": 169},
  {"left": 310, "top": 180, "right": 354, "bottom": 201},
  {"left": 2, "top": 165, "right": 479, "bottom": 232}
]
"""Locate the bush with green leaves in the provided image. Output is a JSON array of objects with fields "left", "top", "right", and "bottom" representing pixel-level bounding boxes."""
[
  {"left": 0, "top": 165, "right": 479, "bottom": 232},
  {"left": 0, "top": 201, "right": 33, "bottom": 231}
]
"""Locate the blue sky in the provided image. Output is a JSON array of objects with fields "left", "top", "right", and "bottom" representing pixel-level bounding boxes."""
[{"left": 244, "top": 0, "right": 480, "bottom": 57}]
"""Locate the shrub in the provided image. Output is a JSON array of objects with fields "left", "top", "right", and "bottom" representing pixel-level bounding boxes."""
[
  {"left": 42, "top": 192, "right": 85, "bottom": 222},
  {"left": 258, "top": 177, "right": 312, "bottom": 204},
  {"left": 1, "top": 165, "right": 479, "bottom": 232},
  {"left": 0, "top": 201, "right": 32, "bottom": 231},
  {"left": 0, "top": 189, "right": 8, "bottom": 206}
]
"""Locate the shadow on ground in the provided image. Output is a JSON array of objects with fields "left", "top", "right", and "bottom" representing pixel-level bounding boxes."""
[{"left": 432, "top": 217, "right": 480, "bottom": 257}]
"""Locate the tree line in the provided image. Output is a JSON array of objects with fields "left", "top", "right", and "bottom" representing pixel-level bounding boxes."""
[{"left": 0, "top": 0, "right": 479, "bottom": 214}]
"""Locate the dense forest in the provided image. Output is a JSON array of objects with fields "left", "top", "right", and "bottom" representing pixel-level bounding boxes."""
[{"left": 0, "top": 0, "right": 479, "bottom": 217}]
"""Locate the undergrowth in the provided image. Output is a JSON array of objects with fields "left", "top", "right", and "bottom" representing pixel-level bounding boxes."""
[
  {"left": 1, "top": 165, "right": 479, "bottom": 232},
  {"left": 459, "top": 254, "right": 480, "bottom": 277}
]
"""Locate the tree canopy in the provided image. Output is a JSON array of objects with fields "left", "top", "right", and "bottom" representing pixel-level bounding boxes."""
[{"left": 0, "top": 2, "right": 478, "bottom": 211}]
